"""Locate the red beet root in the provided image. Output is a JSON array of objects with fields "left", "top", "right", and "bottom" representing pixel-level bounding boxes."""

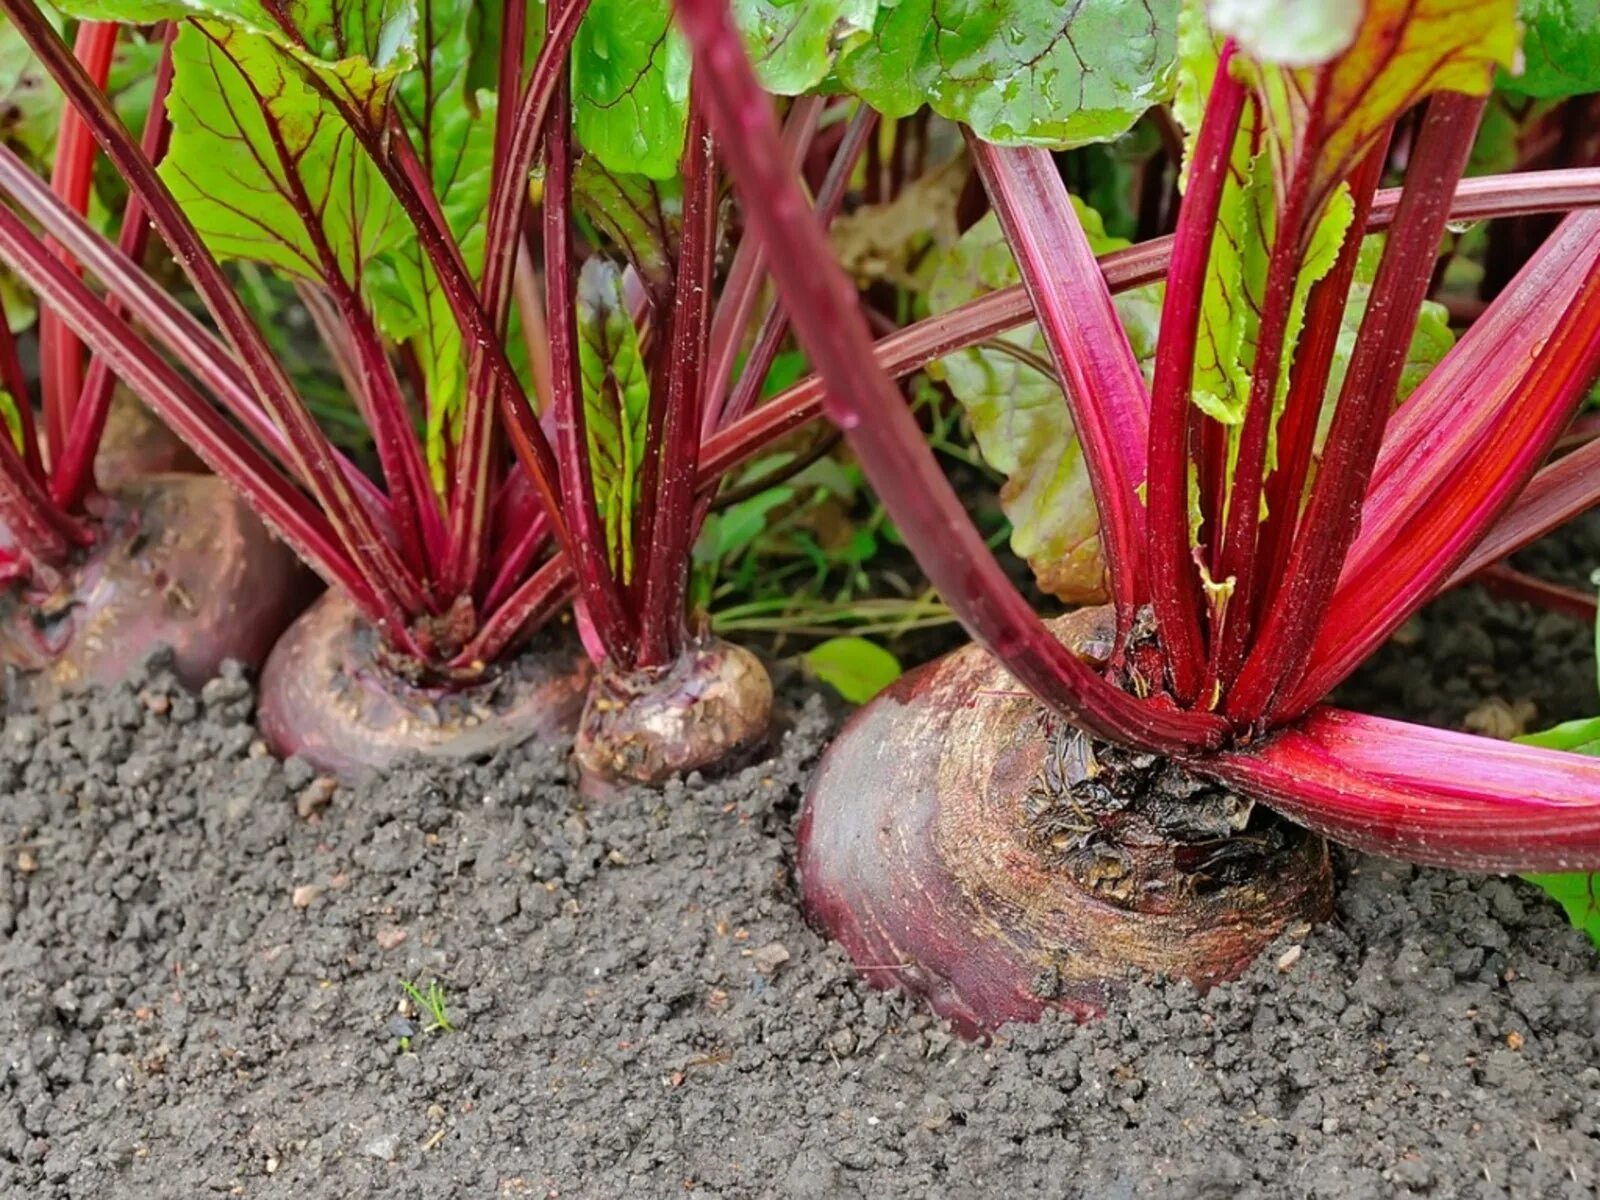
[
  {"left": 573, "top": 637, "right": 773, "bottom": 789},
  {"left": 258, "top": 591, "right": 593, "bottom": 781},
  {"left": 797, "top": 608, "right": 1332, "bottom": 1038},
  {"left": 0, "top": 473, "right": 307, "bottom": 700}
]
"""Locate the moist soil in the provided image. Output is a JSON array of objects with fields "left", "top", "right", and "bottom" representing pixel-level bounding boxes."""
[{"left": 2, "top": 565, "right": 1599, "bottom": 1198}]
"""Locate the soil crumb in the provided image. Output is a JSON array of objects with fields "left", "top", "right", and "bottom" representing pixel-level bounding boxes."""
[{"left": 2, "top": 576, "right": 1599, "bottom": 1198}]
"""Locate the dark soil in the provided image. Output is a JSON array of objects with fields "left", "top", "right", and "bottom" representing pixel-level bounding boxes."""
[{"left": 3, "top": 568, "right": 1599, "bottom": 1197}]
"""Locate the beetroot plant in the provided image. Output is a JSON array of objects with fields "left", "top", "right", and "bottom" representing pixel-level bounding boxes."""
[
  {"left": 0, "top": 19, "right": 304, "bottom": 698},
  {"left": 0, "top": 0, "right": 899, "bottom": 780},
  {"left": 675, "top": 0, "right": 1600, "bottom": 1034}
]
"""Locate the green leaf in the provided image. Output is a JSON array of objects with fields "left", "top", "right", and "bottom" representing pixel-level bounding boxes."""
[
  {"left": 366, "top": 0, "right": 496, "bottom": 490},
  {"left": 575, "top": 259, "right": 652, "bottom": 584},
  {"left": 572, "top": 157, "right": 683, "bottom": 299},
  {"left": 1223, "top": 0, "right": 1517, "bottom": 221},
  {"left": 1524, "top": 872, "right": 1600, "bottom": 947},
  {"left": 0, "top": 388, "right": 23, "bottom": 454},
  {"left": 571, "top": 0, "right": 876, "bottom": 177},
  {"left": 804, "top": 636, "right": 901, "bottom": 703},
  {"left": 0, "top": 15, "right": 61, "bottom": 166},
  {"left": 836, "top": 0, "right": 1178, "bottom": 149},
  {"left": 1518, "top": 709, "right": 1600, "bottom": 946},
  {"left": 925, "top": 206, "right": 1160, "bottom": 603},
  {"left": 693, "top": 484, "right": 795, "bottom": 566},
  {"left": 1504, "top": 0, "right": 1600, "bottom": 99},
  {"left": 571, "top": 0, "right": 689, "bottom": 181},
  {"left": 160, "top": 20, "right": 407, "bottom": 282},
  {"left": 738, "top": 0, "right": 877, "bottom": 93}
]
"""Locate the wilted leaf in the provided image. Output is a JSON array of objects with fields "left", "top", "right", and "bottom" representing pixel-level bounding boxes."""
[
  {"left": 925, "top": 205, "right": 1160, "bottom": 604},
  {"left": 829, "top": 152, "right": 967, "bottom": 292},
  {"left": 804, "top": 635, "right": 901, "bottom": 703},
  {"left": 1504, "top": 0, "right": 1600, "bottom": 99},
  {"left": 837, "top": 0, "right": 1178, "bottom": 149},
  {"left": 575, "top": 259, "right": 652, "bottom": 583}
]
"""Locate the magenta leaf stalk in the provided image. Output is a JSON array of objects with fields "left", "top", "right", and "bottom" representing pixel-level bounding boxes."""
[
  {"left": 675, "top": 0, "right": 1227, "bottom": 755},
  {"left": 1143, "top": 46, "right": 1246, "bottom": 704},
  {"left": 970, "top": 139, "right": 1151, "bottom": 618}
]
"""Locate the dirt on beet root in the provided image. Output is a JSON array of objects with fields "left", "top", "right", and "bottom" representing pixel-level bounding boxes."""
[{"left": 2, "top": 555, "right": 1600, "bottom": 1198}]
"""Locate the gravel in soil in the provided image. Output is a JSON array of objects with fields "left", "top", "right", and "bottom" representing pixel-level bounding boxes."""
[{"left": 2, "top": 578, "right": 1599, "bottom": 1198}]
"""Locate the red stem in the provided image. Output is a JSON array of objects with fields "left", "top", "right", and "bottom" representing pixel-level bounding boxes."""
[
  {"left": 5, "top": 0, "right": 428, "bottom": 625},
  {"left": 970, "top": 139, "right": 1151, "bottom": 619},
  {"left": 51, "top": 21, "right": 177, "bottom": 513},
  {"left": 0, "top": 201, "right": 401, "bottom": 632},
  {"left": 712, "top": 102, "right": 877, "bottom": 439},
  {"left": 1203, "top": 94, "right": 1323, "bottom": 698},
  {"left": 0, "top": 143, "right": 393, "bottom": 529},
  {"left": 1450, "top": 434, "right": 1600, "bottom": 586},
  {"left": 544, "top": 66, "right": 636, "bottom": 662},
  {"left": 637, "top": 101, "right": 717, "bottom": 668},
  {"left": 700, "top": 94, "right": 826, "bottom": 437},
  {"left": 1144, "top": 46, "right": 1245, "bottom": 704},
  {"left": 676, "top": 0, "right": 1226, "bottom": 755},
  {"left": 1282, "top": 211, "right": 1600, "bottom": 716},
  {"left": 1474, "top": 564, "right": 1598, "bottom": 623},
  {"left": 1228, "top": 95, "right": 1486, "bottom": 722},
  {"left": 39, "top": 20, "right": 116, "bottom": 466},
  {"left": 1250, "top": 139, "right": 1389, "bottom": 619}
]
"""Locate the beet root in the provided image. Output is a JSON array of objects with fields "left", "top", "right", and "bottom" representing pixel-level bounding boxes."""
[
  {"left": 797, "top": 607, "right": 1333, "bottom": 1038},
  {"left": 573, "top": 638, "right": 773, "bottom": 788},
  {"left": 257, "top": 591, "right": 593, "bottom": 781},
  {"left": 0, "top": 474, "right": 308, "bottom": 702}
]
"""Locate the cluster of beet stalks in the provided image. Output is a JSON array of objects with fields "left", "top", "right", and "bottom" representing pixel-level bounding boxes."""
[{"left": 7, "top": 0, "right": 1600, "bottom": 1037}]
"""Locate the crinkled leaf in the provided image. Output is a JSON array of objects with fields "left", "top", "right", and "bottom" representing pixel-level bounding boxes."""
[
  {"left": 739, "top": 0, "right": 877, "bottom": 93},
  {"left": 161, "top": 21, "right": 407, "bottom": 282},
  {"left": 836, "top": 0, "right": 1178, "bottom": 149},
  {"left": 1504, "top": 0, "right": 1600, "bottom": 99},
  {"left": 925, "top": 205, "right": 1160, "bottom": 604},
  {"left": 804, "top": 636, "right": 901, "bottom": 703},
  {"left": 575, "top": 259, "right": 652, "bottom": 584},
  {"left": 572, "top": 0, "right": 689, "bottom": 181},
  {"left": 573, "top": 0, "right": 871, "bottom": 178},
  {"left": 366, "top": 0, "right": 495, "bottom": 491},
  {"left": 572, "top": 157, "right": 683, "bottom": 299}
]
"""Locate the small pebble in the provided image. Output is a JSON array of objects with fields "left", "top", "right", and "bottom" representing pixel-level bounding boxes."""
[
  {"left": 1276, "top": 945, "right": 1303, "bottom": 973},
  {"left": 296, "top": 777, "right": 338, "bottom": 819},
  {"left": 292, "top": 884, "right": 322, "bottom": 909},
  {"left": 375, "top": 926, "right": 408, "bottom": 951}
]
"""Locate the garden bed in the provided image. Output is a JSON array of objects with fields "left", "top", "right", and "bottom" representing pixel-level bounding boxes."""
[{"left": 2, "top": 562, "right": 1599, "bottom": 1199}]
